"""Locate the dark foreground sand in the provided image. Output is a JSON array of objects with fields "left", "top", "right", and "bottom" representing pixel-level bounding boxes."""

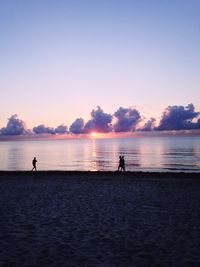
[{"left": 0, "top": 171, "right": 200, "bottom": 267}]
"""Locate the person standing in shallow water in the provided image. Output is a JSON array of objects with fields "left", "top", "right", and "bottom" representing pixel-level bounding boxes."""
[
  {"left": 118, "top": 156, "right": 122, "bottom": 171},
  {"left": 118, "top": 155, "right": 125, "bottom": 172},
  {"left": 32, "top": 157, "right": 37, "bottom": 171},
  {"left": 121, "top": 156, "right": 125, "bottom": 172}
]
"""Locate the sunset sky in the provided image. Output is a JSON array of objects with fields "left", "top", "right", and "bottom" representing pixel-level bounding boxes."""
[{"left": 0, "top": 0, "right": 200, "bottom": 135}]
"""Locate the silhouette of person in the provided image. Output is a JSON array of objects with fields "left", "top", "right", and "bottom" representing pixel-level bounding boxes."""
[
  {"left": 118, "top": 156, "right": 123, "bottom": 171},
  {"left": 32, "top": 157, "right": 37, "bottom": 171},
  {"left": 121, "top": 156, "right": 125, "bottom": 172}
]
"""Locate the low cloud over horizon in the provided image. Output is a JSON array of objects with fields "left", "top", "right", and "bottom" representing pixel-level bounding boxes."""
[{"left": 1, "top": 104, "right": 200, "bottom": 136}]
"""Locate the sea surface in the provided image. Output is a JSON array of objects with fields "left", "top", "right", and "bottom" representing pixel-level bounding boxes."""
[{"left": 0, "top": 136, "right": 200, "bottom": 172}]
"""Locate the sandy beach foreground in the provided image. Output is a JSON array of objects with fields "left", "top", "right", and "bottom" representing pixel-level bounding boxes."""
[{"left": 0, "top": 171, "right": 200, "bottom": 267}]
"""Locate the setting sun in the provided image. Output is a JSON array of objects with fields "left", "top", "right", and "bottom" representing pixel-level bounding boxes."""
[
  {"left": 91, "top": 132, "right": 98, "bottom": 138},
  {"left": 89, "top": 132, "right": 108, "bottom": 139}
]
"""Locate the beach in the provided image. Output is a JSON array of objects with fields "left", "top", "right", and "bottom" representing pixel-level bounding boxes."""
[{"left": 0, "top": 171, "right": 200, "bottom": 267}]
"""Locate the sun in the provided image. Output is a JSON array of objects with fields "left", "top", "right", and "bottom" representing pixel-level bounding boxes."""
[
  {"left": 90, "top": 132, "right": 106, "bottom": 139},
  {"left": 91, "top": 132, "right": 97, "bottom": 138}
]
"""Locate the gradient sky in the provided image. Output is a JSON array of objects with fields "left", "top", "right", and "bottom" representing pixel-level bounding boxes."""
[{"left": 0, "top": 0, "right": 200, "bottom": 129}]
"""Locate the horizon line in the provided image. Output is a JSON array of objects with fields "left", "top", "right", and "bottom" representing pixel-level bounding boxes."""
[{"left": 0, "top": 130, "right": 200, "bottom": 141}]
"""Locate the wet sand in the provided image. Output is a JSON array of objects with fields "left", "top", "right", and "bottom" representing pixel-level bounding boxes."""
[{"left": 0, "top": 171, "right": 200, "bottom": 267}]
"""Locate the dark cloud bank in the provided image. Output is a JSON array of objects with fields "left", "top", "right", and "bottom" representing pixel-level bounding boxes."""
[
  {"left": 0, "top": 115, "right": 27, "bottom": 136},
  {"left": 156, "top": 104, "right": 200, "bottom": 130},
  {"left": 33, "top": 124, "right": 68, "bottom": 135},
  {"left": 113, "top": 107, "right": 141, "bottom": 132},
  {"left": 1, "top": 104, "right": 200, "bottom": 137}
]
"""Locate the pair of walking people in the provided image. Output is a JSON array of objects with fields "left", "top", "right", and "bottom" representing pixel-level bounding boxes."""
[
  {"left": 32, "top": 156, "right": 125, "bottom": 171},
  {"left": 118, "top": 156, "right": 125, "bottom": 172}
]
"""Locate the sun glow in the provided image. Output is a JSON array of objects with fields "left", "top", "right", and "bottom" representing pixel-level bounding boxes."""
[
  {"left": 89, "top": 132, "right": 110, "bottom": 139},
  {"left": 91, "top": 132, "right": 98, "bottom": 138}
]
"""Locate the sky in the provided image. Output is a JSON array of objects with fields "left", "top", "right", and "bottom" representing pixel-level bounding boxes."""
[{"left": 0, "top": 0, "right": 200, "bottom": 135}]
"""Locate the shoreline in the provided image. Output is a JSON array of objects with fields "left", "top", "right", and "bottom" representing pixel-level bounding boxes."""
[{"left": 0, "top": 170, "right": 199, "bottom": 179}]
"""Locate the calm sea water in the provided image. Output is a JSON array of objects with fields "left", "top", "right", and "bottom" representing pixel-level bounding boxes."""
[{"left": 0, "top": 137, "right": 200, "bottom": 172}]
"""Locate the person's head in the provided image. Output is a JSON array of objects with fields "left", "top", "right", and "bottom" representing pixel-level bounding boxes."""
[
  {"left": 122, "top": 156, "right": 124, "bottom": 159},
  {"left": 34, "top": 157, "right": 36, "bottom": 159}
]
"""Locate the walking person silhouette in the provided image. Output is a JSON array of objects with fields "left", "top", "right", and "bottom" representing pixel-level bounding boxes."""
[
  {"left": 118, "top": 156, "right": 122, "bottom": 171},
  {"left": 121, "top": 156, "right": 126, "bottom": 172},
  {"left": 118, "top": 156, "right": 125, "bottom": 172},
  {"left": 32, "top": 157, "right": 37, "bottom": 171},
  {"left": 118, "top": 155, "right": 125, "bottom": 172}
]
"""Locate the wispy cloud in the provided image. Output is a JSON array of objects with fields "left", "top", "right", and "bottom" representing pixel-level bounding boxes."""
[{"left": 139, "top": 118, "right": 156, "bottom": 131}]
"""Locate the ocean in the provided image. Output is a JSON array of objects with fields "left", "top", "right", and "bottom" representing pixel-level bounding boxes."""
[{"left": 0, "top": 136, "right": 200, "bottom": 172}]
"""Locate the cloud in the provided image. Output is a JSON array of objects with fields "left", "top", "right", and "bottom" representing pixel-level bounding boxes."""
[
  {"left": 69, "top": 118, "right": 85, "bottom": 134},
  {"left": 2, "top": 104, "right": 200, "bottom": 137},
  {"left": 113, "top": 107, "right": 141, "bottom": 132},
  {"left": 33, "top": 124, "right": 68, "bottom": 135},
  {"left": 139, "top": 118, "right": 156, "bottom": 131},
  {"left": 54, "top": 124, "right": 68, "bottom": 134},
  {"left": 156, "top": 104, "right": 200, "bottom": 130},
  {"left": 0, "top": 114, "right": 27, "bottom": 135},
  {"left": 84, "top": 106, "right": 112, "bottom": 133},
  {"left": 33, "top": 124, "right": 55, "bottom": 135}
]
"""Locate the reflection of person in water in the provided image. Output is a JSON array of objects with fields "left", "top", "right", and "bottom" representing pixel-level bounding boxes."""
[{"left": 32, "top": 157, "right": 37, "bottom": 171}]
